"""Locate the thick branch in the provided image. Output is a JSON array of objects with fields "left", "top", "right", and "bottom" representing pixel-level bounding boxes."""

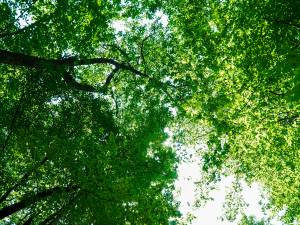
[
  {"left": 0, "top": 50, "right": 178, "bottom": 102},
  {"left": 0, "top": 49, "right": 150, "bottom": 94},
  {"left": 0, "top": 49, "right": 64, "bottom": 68},
  {"left": 0, "top": 49, "right": 148, "bottom": 78},
  {"left": 0, "top": 185, "right": 78, "bottom": 220}
]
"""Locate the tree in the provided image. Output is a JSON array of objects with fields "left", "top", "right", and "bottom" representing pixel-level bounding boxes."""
[
  {"left": 166, "top": 0, "right": 300, "bottom": 223},
  {"left": 2, "top": 0, "right": 300, "bottom": 224},
  {"left": 238, "top": 215, "right": 270, "bottom": 225},
  {"left": 0, "top": 1, "right": 181, "bottom": 224}
]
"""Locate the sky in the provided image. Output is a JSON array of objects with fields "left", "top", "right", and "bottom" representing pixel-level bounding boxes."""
[{"left": 174, "top": 147, "right": 284, "bottom": 225}]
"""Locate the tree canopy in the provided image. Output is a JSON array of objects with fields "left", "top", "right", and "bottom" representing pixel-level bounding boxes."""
[
  {"left": 1, "top": 0, "right": 300, "bottom": 224},
  {"left": 167, "top": 0, "right": 300, "bottom": 223}
]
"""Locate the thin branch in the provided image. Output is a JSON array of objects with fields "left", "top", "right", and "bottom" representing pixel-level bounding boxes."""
[
  {"left": 72, "top": 58, "right": 149, "bottom": 79},
  {"left": 0, "top": 49, "right": 149, "bottom": 78},
  {"left": 16, "top": 211, "right": 32, "bottom": 225},
  {"left": 278, "top": 114, "right": 299, "bottom": 124},
  {"left": 0, "top": 3, "right": 34, "bottom": 35},
  {"left": 0, "top": 9, "right": 55, "bottom": 39},
  {"left": 111, "top": 89, "right": 119, "bottom": 116},
  {"left": 269, "top": 90, "right": 285, "bottom": 96},
  {"left": 0, "top": 19, "right": 41, "bottom": 39},
  {"left": 22, "top": 215, "right": 34, "bottom": 225},
  {"left": 63, "top": 69, "right": 96, "bottom": 92},
  {"left": 103, "top": 66, "right": 120, "bottom": 88}
]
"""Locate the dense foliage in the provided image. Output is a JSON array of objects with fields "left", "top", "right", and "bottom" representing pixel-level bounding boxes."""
[
  {"left": 0, "top": 1, "right": 181, "bottom": 224},
  {"left": 166, "top": 0, "right": 300, "bottom": 223},
  {"left": 1, "top": 0, "right": 300, "bottom": 224}
]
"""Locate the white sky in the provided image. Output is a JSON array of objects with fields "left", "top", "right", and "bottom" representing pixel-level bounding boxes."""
[{"left": 175, "top": 147, "right": 284, "bottom": 225}]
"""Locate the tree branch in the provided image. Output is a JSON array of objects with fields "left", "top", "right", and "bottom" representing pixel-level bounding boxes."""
[
  {"left": 0, "top": 185, "right": 78, "bottom": 220},
  {"left": 0, "top": 49, "right": 149, "bottom": 78},
  {"left": 0, "top": 21, "right": 39, "bottom": 39},
  {"left": 105, "top": 44, "right": 131, "bottom": 61},
  {"left": 0, "top": 156, "right": 48, "bottom": 205},
  {"left": 263, "top": 17, "right": 300, "bottom": 29},
  {"left": 22, "top": 215, "right": 34, "bottom": 225},
  {"left": 38, "top": 192, "right": 78, "bottom": 225},
  {"left": 0, "top": 49, "right": 177, "bottom": 103},
  {"left": 269, "top": 90, "right": 285, "bottom": 96},
  {"left": 63, "top": 69, "right": 96, "bottom": 92},
  {"left": 101, "top": 66, "right": 120, "bottom": 93}
]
